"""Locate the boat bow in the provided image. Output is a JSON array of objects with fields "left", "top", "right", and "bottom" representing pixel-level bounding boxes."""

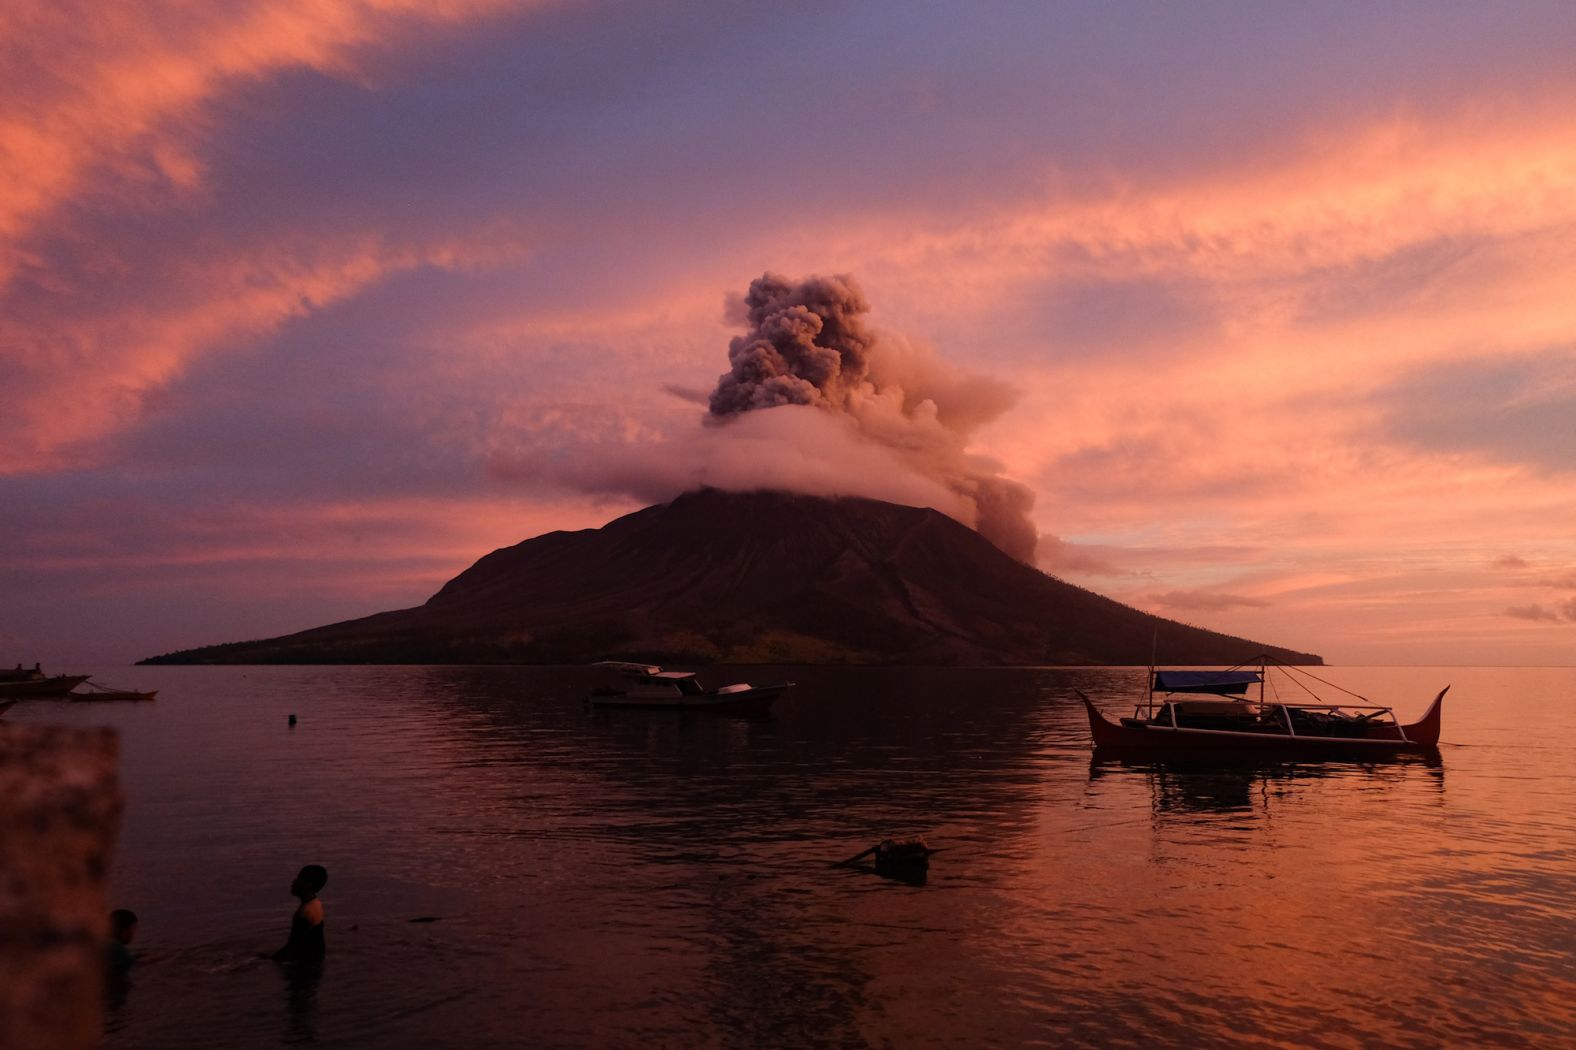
[
  {"left": 1400, "top": 686, "right": 1447, "bottom": 747},
  {"left": 1077, "top": 691, "right": 1127, "bottom": 748}
]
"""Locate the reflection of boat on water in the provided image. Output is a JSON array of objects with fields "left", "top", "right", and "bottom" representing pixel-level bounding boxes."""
[
  {"left": 587, "top": 661, "right": 794, "bottom": 711},
  {"left": 0, "top": 664, "right": 91, "bottom": 700},
  {"left": 1087, "top": 749, "right": 1445, "bottom": 819},
  {"left": 1079, "top": 660, "right": 1446, "bottom": 759}
]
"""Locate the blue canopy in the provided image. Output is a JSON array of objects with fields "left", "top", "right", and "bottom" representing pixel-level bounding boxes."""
[{"left": 1153, "top": 670, "right": 1262, "bottom": 694}]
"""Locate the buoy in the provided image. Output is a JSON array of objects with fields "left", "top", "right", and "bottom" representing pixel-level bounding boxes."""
[{"left": 288, "top": 714, "right": 297, "bottom": 727}]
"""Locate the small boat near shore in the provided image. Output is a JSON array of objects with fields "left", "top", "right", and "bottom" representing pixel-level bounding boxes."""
[
  {"left": 0, "top": 664, "right": 91, "bottom": 700},
  {"left": 587, "top": 661, "right": 793, "bottom": 711},
  {"left": 1079, "top": 660, "right": 1446, "bottom": 759},
  {"left": 69, "top": 681, "right": 158, "bottom": 702}
]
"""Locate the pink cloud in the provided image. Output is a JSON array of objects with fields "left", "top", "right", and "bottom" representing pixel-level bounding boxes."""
[
  {"left": 0, "top": 0, "right": 537, "bottom": 281},
  {"left": 1148, "top": 590, "right": 1271, "bottom": 612},
  {"left": 1505, "top": 604, "right": 1571, "bottom": 624}
]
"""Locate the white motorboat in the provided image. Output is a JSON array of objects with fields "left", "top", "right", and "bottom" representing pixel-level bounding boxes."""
[{"left": 587, "top": 661, "right": 793, "bottom": 710}]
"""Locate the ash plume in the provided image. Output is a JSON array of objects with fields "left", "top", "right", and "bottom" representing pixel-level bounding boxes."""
[{"left": 707, "top": 272, "right": 1038, "bottom": 562}]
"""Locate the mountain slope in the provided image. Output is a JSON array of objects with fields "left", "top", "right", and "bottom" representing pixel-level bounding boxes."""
[{"left": 142, "top": 488, "right": 1321, "bottom": 665}]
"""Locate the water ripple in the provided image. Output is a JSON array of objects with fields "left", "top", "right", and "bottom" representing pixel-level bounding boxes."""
[{"left": 11, "top": 663, "right": 1574, "bottom": 1047}]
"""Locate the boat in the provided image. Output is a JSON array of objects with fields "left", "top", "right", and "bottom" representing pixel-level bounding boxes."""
[
  {"left": 1078, "top": 660, "right": 1446, "bottom": 759},
  {"left": 587, "top": 661, "right": 793, "bottom": 710},
  {"left": 69, "top": 681, "right": 157, "bottom": 702},
  {"left": 0, "top": 664, "right": 92, "bottom": 700}
]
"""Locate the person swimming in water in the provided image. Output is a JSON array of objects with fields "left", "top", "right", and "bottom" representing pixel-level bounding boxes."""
[{"left": 272, "top": 864, "right": 327, "bottom": 964}]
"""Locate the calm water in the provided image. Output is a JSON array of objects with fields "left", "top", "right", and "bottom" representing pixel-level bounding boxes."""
[{"left": 12, "top": 664, "right": 1576, "bottom": 1048}]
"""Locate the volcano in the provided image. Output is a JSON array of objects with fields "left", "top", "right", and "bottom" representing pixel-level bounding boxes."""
[{"left": 142, "top": 489, "right": 1320, "bottom": 666}]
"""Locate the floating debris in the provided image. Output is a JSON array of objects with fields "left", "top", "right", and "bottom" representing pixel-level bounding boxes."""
[{"left": 834, "top": 835, "right": 936, "bottom": 885}]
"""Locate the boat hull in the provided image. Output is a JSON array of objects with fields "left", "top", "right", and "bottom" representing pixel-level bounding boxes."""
[
  {"left": 69, "top": 690, "right": 158, "bottom": 702},
  {"left": 0, "top": 675, "right": 91, "bottom": 699},
  {"left": 1079, "top": 688, "right": 1446, "bottom": 759},
  {"left": 588, "top": 684, "right": 790, "bottom": 711}
]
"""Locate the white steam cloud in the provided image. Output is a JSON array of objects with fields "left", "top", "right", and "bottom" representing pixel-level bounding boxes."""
[{"left": 492, "top": 272, "right": 1039, "bottom": 562}]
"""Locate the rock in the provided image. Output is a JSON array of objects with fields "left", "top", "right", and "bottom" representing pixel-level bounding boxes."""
[{"left": 0, "top": 725, "right": 122, "bottom": 1050}]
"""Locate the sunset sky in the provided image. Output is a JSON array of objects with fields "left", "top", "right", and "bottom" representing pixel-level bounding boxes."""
[{"left": 4, "top": 1, "right": 1576, "bottom": 666}]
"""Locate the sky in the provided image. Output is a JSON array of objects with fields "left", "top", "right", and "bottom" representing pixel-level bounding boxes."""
[{"left": 4, "top": 0, "right": 1576, "bottom": 667}]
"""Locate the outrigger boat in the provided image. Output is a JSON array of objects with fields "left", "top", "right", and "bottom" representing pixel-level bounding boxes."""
[
  {"left": 0, "top": 664, "right": 91, "bottom": 700},
  {"left": 1079, "top": 660, "right": 1446, "bottom": 759},
  {"left": 69, "top": 681, "right": 158, "bottom": 702},
  {"left": 587, "top": 661, "right": 793, "bottom": 711}
]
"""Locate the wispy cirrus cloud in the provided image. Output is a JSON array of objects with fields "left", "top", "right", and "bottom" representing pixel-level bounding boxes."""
[
  {"left": 0, "top": 0, "right": 533, "bottom": 279},
  {"left": 0, "top": 1, "right": 554, "bottom": 474}
]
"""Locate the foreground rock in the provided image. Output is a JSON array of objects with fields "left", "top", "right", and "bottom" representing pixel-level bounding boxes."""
[
  {"left": 144, "top": 489, "right": 1320, "bottom": 666},
  {"left": 0, "top": 725, "right": 121, "bottom": 1050}
]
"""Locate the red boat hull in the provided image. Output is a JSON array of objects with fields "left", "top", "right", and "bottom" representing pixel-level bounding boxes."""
[{"left": 1080, "top": 688, "right": 1446, "bottom": 759}]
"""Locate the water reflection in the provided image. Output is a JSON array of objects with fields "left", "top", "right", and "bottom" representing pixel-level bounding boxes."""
[
  {"left": 13, "top": 663, "right": 1571, "bottom": 1048},
  {"left": 280, "top": 962, "right": 321, "bottom": 1045},
  {"left": 1089, "top": 753, "right": 1447, "bottom": 817}
]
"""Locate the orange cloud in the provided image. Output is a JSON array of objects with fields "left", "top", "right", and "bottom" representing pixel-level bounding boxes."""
[
  {"left": 3, "top": 229, "right": 529, "bottom": 474},
  {"left": 822, "top": 103, "right": 1576, "bottom": 662},
  {"left": 0, "top": 1, "right": 536, "bottom": 284},
  {"left": 1, "top": 1, "right": 555, "bottom": 473}
]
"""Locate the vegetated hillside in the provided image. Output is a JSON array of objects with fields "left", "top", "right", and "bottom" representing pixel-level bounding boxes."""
[{"left": 142, "top": 488, "right": 1321, "bottom": 666}]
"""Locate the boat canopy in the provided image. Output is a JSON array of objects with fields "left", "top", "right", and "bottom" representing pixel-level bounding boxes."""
[
  {"left": 1153, "top": 670, "right": 1262, "bottom": 695},
  {"left": 592, "top": 661, "right": 661, "bottom": 675},
  {"left": 651, "top": 671, "right": 698, "bottom": 681}
]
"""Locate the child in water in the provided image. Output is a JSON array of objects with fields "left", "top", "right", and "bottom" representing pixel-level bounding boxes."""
[{"left": 272, "top": 864, "right": 327, "bottom": 964}]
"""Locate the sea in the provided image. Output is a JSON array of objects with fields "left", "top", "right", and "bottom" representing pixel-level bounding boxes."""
[{"left": 11, "top": 664, "right": 1576, "bottom": 1048}]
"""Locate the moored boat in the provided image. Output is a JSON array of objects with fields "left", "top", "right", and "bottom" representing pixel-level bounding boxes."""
[
  {"left": 587, "top": 661, "right": 793, "bottom": 710},
  {"left": 1079, "top": 661, "right": 1445, "bottom": 759},
  {"left": 0, "top": 667, "right": 92, "bottom": 700},
  {"left": 69, "top": 682, "right": 158, "bottom": 702}
]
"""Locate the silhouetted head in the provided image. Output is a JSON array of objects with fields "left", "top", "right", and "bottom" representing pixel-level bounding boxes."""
[
  {"left": 109, "top": 908, "right": 138, "bottom": 945},
  {"left": 290, "top": 864, "right": 328, "bottom": 900}
]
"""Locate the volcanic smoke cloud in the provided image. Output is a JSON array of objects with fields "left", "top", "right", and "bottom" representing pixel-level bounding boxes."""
[{"left": 707, "top": 273, "right": 1039, "bottom": 563}]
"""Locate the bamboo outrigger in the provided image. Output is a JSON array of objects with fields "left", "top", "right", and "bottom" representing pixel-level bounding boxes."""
[{"left": 69, "top": 681, "right": 158, "bottom": 702}]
